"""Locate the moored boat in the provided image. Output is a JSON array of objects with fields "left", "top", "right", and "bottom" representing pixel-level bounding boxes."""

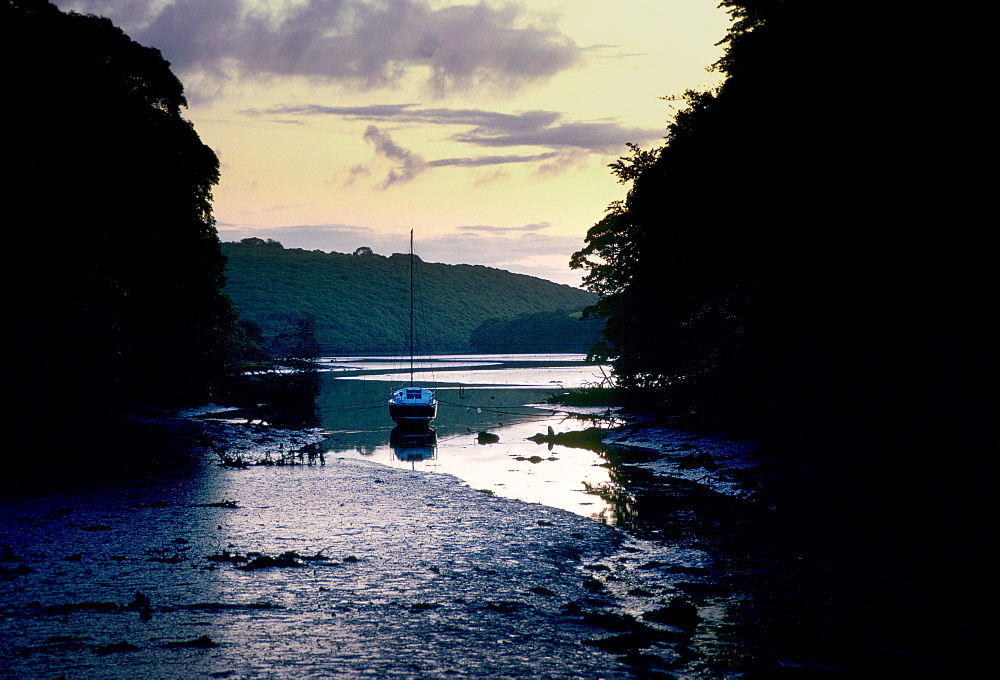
[
  {"left": 388, "top": 386, "right": 437, "bottom": 431},
  {"left": 388, "top": 230, "right": 437, "bottom": 432}
]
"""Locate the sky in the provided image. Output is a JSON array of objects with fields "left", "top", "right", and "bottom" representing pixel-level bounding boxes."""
[{"left": 53, "top": 0, "right": 731, "bottom": 287}]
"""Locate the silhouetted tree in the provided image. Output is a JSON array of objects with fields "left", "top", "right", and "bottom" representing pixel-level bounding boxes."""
[
  {"left": 269, "top": 315, "right": 321, "bottom": 368},
  {"left": 4, "top": 0, "right": 240, "bottom": 442},
  {"left": 571, "top": 0, "right": 992, "bottom": 560},
  {"left": 572, "top": 1, "right": 990, "bottom": 440},
  {"left": 572, "top": 5, "right": 990, "bottom": 671}
]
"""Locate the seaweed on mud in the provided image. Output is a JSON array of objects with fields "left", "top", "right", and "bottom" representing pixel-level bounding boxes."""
[
  {"left": 209, "top": 545, "right": 349, "bottom": 570},
  {"left": 164, "top": 635, "right": 219, "bottom": 648},
  {"left": 641, "top": 599, "right": 700, "bottom": 628},
  {"left": 233, "top": 548, "right": 345, "bottom": 570},
  {"left": 0, "top": 564, "right": 33, "bottom": 579},
  {"left": 43, "top": 602, "right": 122, "bottom": 615},
  {"left": 38, "top": 508, "right": 75, "bottom": 520},
  {"left": 296, "top": 546, "right": 338, "bottom": 562},
  {"left": 147, "top": 546, "right": 189, "bottom": 564},
  {"left": 206, "top": 550, "right": 248, "bottom": 564},
  {"left": 216, "top": 452, "right": 250, "bottom": 469},
  {"left": 16, "top": 635, "right": 91, "bottom": 657},
  {"left": 176, "top": 602, "right": 282, "bottom": 612},
  {"left": 583, "top": 632, "right": 655, "bottom": 653},
  {"left": 627, "top": 588, "right": 656, "bottom": 597},
  {"left": 237, "top": 551, "right": 306, "bottom": 570},
  {"left": 194, "top": 500, "right": 240, "bottom": 508},
  {"left": 94, "top": 641, "right": 140, "bottom": 655},
  {"left": 483, "top": 601, "right": 528, "bottom": 613},
  {"left": 1, "top": 545, "right": 23, "bottom": 561},
  {"left": 212, "top": 440, "right": 326, "bottom": 468},
  {"left": 583, "top": 611, "right": 654, "bottom": 634}
]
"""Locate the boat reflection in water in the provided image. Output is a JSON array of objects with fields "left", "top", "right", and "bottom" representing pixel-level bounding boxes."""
[{"left": 390, "top": 427, "right": 437, "bottom": 463}]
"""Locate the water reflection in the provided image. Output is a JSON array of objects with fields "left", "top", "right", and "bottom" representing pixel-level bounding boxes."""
[
  {"left": 314, "top": 354, "right": 623, "bottom": 520},
  {"left": 390, "top": 428, "right": 438, "bottom": 462}
]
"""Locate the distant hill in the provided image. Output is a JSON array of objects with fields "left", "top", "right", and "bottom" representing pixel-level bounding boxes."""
[
  {"left": 221, "top": 239, "right": 599, "bottom": 354},
  {"left": 469, "top": 310, "right": 603, "bottom": 354}
]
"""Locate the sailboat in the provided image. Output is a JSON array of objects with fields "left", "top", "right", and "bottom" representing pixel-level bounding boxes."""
[{"left": 388, "top": 230, "right": 438, "bottom": 433}]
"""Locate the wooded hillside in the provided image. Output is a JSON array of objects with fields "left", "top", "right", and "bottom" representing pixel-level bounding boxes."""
[
  {"left": 222, "top": 239, "right": 598, "bottom": 354},
  {"left": 468, "top": 310, "right": 603, "bottom": 354}
]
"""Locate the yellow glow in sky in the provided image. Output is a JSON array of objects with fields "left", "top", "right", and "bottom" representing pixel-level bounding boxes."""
[{"left": 54, "top": 0, "right": 731, "bottom": 285}]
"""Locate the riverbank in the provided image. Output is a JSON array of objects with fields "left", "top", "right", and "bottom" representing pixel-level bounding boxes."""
[
  {"left": 4, "top": 408, "right": 984, "bottom": 678},
  {"left": 600, "top": 413, "right": 990, "bottom": 679},
  {"left": 1, "top": 413, "right": 733, "bottom": 679}
]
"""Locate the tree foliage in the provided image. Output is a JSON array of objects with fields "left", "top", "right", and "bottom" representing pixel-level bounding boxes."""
[
  {"left": 572, "top": 2, "right": 990, "bottom": 445},
  {"left": 4, "top": 0, "right": 239, "bottom": 434},
  {"left": 468, "top": 310, "right": 603, "bottom": 354},
  {"left": 571, "top": 7, "right": 991, "bottom": 661}
]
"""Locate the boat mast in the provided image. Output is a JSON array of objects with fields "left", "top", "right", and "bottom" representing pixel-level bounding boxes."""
[{"left": 409, "top": 229, "right": 414, "bottom": 383}]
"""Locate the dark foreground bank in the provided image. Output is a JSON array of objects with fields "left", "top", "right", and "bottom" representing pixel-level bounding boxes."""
[
  {"left": 2, "top": 412, "right": 988, "bottom": 679},
  {"left": 1, "top": 415, "right": 730, "bottom": 680},
  {"left": 614, "top": 416, "right": 993, "bottom": 679}
]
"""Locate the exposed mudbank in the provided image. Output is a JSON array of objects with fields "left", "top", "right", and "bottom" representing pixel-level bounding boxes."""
[
  {"left": 3, "top": 410, "right": 976, "bottom": 678},
  {"left": 0, "top": 414, "right": 732, "bottom": 679}
]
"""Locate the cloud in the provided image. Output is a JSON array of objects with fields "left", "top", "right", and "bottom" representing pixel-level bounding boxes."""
[
  {"left": 53, "top": 0, "right": 581, "bottom": 98},
  {"left": 312, "top": 104, "right": 657, "bottom": 188},
  {"left": 457, "top": 223, "right": 552, "bottom": 233},
  {"left": 429, "top": 152, "right": 560, "bottom": 168},
  {"left": 453, "top": 120, "right": 664, "bottom": 154},
  {"left": 418, "top": 229, "right": 587, "bottom": 285},
  {"left": 256, "top": 103, "right": 663, "bottom": 157},
  {"left": 251, "top": 104, "right": 561, "bottom": 137},
  {"left": 361, "top": 125, "right": 429, "bottom": 189},
  {"left": 533, "top": 148, "right": 590, "bottom": 176}
]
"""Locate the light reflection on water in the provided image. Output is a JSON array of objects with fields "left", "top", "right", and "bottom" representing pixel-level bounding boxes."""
[{"left": 315, "top": 354, "right": 623, "bottom": 522}]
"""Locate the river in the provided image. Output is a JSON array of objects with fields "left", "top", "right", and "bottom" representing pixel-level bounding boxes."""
[
  {"left": 313, "top": 353, "right": 625, "bottom": 520},
  {"left": 0, "top": 354, "right": 964, "bottom": 678}
]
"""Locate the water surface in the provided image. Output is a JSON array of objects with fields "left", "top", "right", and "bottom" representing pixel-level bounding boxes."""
[{"left": 313, "top": 353, "right": 623, "bottom": 522}]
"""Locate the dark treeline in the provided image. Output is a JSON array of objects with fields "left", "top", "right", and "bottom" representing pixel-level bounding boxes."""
[
  {"left": 222, "top": 239, "right": 597, "bottom": 354},
  {"left": 5, "top": 1, "right": 240, "bottom": 454},
  {"left": 468, "top": 310, "right": 603, "bottom": 354},
  {"left": 573, "top": 0, "right": 990, "bottom": 671}
]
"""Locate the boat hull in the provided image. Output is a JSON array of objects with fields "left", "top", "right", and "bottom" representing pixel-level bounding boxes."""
[{"left": 388, "top": 402, "right": 438, "bottom": 431}]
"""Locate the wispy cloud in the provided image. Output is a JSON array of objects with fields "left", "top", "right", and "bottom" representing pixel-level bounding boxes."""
[
  {"left": 255, "top": 103, "right": 663, "bottom": 160},
  {"left": 54, "top": 0, "right": 581, "bottom": 98},
  {"left": 312, "top": 102, "right": 661, "bottom": 189},
  {"left": 429, "top": 153, "right": 560, "bottom": 168},
  {"left": 258, "top": 104, "right": 562, "bottom": 134},
  {"left": 458, "top": 223, "right": 552, "bottom": 233},
  {"left": 362, "top": 125, "right": 429, "bottom": 189}
]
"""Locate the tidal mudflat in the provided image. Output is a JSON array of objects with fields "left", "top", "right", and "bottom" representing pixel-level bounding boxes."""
[{"left": 0, "top": 417, "right": 729, "bottom": 680}]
